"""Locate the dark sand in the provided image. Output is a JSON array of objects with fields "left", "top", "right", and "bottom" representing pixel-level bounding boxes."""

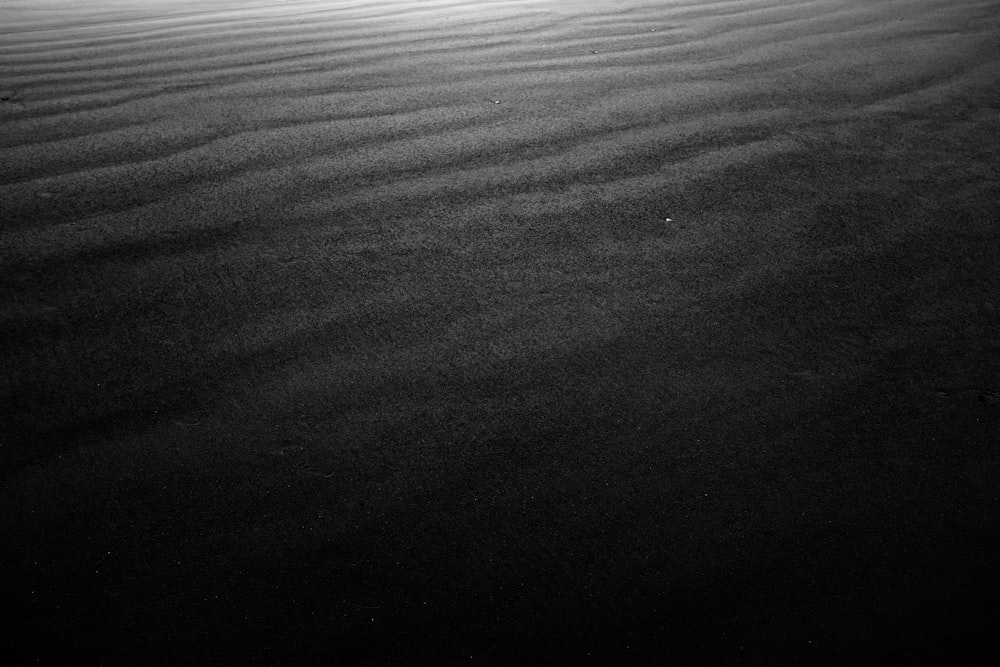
[{"left": 2, "top": 0, "right": 999, "bottom": 662}]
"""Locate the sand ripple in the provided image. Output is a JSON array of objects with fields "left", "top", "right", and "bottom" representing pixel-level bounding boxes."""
[
  {"left": 3, "top": 0, "right": 1000, "bottom": 661},
  {"left": 3, "top": 0, "right": 999, "bottom": 437}
]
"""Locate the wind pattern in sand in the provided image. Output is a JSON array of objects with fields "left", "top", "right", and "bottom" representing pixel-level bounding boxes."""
[{"left": 2, "top": 0, "right": 1000, "bottom": 660}]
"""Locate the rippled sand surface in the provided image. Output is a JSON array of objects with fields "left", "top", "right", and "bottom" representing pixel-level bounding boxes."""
[{"left": 3, "top": 0, "right": 999, "bottom": 661}]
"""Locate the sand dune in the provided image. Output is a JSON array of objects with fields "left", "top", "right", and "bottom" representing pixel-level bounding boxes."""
[{"left": 3, "top": 0, "right": 999, "bottom": 662}]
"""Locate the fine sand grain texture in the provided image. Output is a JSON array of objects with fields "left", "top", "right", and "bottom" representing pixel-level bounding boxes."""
[{"left": 3, "top": 0, "right": 999, "bottom": 662}]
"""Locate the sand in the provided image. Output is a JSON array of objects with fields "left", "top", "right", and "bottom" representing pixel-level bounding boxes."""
[{"left": 2, "top": 0, "right": 999, "bottom": 662}]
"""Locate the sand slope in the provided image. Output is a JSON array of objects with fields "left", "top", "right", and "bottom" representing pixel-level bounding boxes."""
[{"left": 3, "top": 0, "right": 1000, "bottom": 662}]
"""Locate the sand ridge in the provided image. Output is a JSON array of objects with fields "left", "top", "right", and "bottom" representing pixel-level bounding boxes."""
[{"left": 3, "top": 1, "right": 996, "bottom": 237}]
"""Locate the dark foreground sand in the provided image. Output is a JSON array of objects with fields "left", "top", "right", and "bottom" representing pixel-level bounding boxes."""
[{"left": 2, "top": 0, "right": 999, "bottom": 662}]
